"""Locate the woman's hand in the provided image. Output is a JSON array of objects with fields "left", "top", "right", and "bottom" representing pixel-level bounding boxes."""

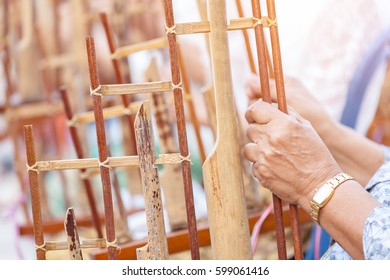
[
  {"left": 246, "top": 75, "right": 332, "bottom": 136},
  {"left": 244, "top": 99, "right": 341, "bottom": 211}
]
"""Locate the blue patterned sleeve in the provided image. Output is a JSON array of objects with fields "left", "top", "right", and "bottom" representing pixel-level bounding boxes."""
[{"left": 362, "top": 146, "right": 390, "bottom": 259}]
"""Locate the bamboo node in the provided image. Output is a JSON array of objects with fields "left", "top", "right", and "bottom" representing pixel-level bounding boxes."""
[
  {"left": 171, "top": 81, "right": 183, "bottom": 91},
  {"left": 179, "top": 153, "right": 193, "bottom": 165},
  {"left": 90, "top": 85, "right": 103, "bottom": 97},
  {"left": 106, "top": 238, "right": 121, "bottom": 253},
  {"left": 99, "top": 158, "right": 111, "bottom": 169},
  {"left": 66, "top": 116, "right": 78, "bottom": 127},
  {"left": 165, "top": 24, "right": 177, "bottom": 35},
  {"left": 26, "top": 162, "right": 39, "bottom": 174},
  {"left": 35, "top": 243, "right": 46, "bottom": 252}
]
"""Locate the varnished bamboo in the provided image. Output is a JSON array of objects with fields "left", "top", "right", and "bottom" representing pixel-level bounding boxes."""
[
  {"left": 251, "top": 0, "right": 287, "bottom": 259},
  {"left": 86, "top": 36, "right": 117, "bottom": 260},
  {"left": 202, "top": 0, "right": 252, "bottom": 260},
  {"left": 163, "top": 0, "right": 200, "bottom": 260},
  {"left": 135, "top": 102, "right": 169, "bottom": 260},
  {"left": 266, "top": 0, "right": 303, "bottom": 260},
  {"left": 24, "top": 125, "right": 45, "bottom": 260}
]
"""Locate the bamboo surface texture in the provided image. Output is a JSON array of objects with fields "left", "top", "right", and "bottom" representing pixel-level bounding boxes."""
[{"left": 202, "top": 0, "right": 252, "bottom": 260}]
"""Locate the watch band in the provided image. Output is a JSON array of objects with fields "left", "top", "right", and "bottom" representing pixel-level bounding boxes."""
[{"left": 309, "top": 173, "right": 354, "bottom": 224}]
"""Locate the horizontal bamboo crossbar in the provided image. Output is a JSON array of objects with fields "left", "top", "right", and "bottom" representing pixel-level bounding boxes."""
[
  {"left": 34, "top": 153, "right": 189, "bottom": 172},
  {"left": 111, "top": 37, "right": 168, "bottom": 59},
  {"left": 67, "top": 102, "right": 143, "bottom": 126},
  {"left": 39, "top": 54, "right": 78, "bottom": 69},
  {"left": 94, "top": 81, "right": 173, "bottom": 97},
  {"left": 4, "top": 101, "right": 64, "bottom": 122},
  {"left": 175, "top": 17, "right": 272, "bottom": 35},
  {"left": 45, "top": 238, "right": 107, "bottom": 251},
  {"left": 108, "top": 17, "right": 273, "bottom": 60}
]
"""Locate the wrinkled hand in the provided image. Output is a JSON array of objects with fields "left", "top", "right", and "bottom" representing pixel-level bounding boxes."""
[
  {"left": 244, "top": 100, "right": 341, "bottom": 210},
  {"left": 246, "top": 75, "right": 331, "bottom": 134}
]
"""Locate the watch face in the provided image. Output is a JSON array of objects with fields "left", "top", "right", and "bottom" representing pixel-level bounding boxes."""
[{"left": 313, "top": 185, "right": 334, "bottom": 207}]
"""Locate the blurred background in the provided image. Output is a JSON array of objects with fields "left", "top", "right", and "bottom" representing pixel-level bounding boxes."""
[{"left": 1, "top": 0, "right": 390, "bottom": 260}]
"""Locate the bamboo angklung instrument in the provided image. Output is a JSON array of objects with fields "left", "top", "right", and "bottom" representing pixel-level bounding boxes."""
[
  {"left": 86, "top": 36, "right": 118, "bottom": 260},
  {"left": 202, "top": 0, "right": 252, "bottom": 259},
  {"left": 265, "top": 0, "right": 303, "bottom": 259},
  {"left": 163, "top": 0, "right": 200, "bottom": 260},
  {"left": 134, "top": 102, "right": 169, "bottom": 260},
  {"left": 59, "top": 87, "right": 103, "bottom": 239}
]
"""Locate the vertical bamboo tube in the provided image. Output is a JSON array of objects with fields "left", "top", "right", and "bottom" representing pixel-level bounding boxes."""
[
  {"left": 202, "top": 0, "right": 252, "bottom": 259},
  {"left": 162, "top": 0, "right": 200, "bottom": 260},
  {"left": 24, "top": 125, "right": 46, "bottom": 260},
  {"left": 251, "top": 0, "right": 287, "bottom": 259},
  {"left": 266, "top": 0, "right": 303, "bottom": 259},
  {"left": 86, "top": 36, "right": 117, "bottom": 260}
]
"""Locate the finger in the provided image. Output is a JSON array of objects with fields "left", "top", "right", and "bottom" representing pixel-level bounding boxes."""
[
  {"left": 245, "top": 99, "right": 286, "bottom": 124},
  {"left": 246, "top": 123, "right": 266, "bottom": 144},
  {"left": 243, "top": 142, "right": 260, "bottom": 163}
]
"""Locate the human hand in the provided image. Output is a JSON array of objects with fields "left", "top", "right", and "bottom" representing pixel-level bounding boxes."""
[
  {"left": 243, "top": 99, "right": 341, "bottom": 211},
  {"left": 245, "top": 75, "right": 332, "bottom": 135}
]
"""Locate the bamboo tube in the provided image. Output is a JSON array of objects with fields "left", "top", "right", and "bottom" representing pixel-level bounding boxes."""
[
  {"left": 64, "top": 208, "right": 83, "bottom": 260},
  {"left": 251, "top": 0, "right": 287, "bottom": 259},
  {"left": 146, "top": 58, "right": 187, "bottom": 231},
  {"left": 35, "top": 153, "right": 186, "bottom": 172},
  {"left": 202, "top": 0, "right": 252, "bottom": 260},
  {"left": 135, "top": 102, "right": 169, "bottom": 260},
  {"left": 235, "top": 0, "right": 257, "bottom": 73},
  {"left": 110, "top": 37, "right": 168, "bottom": 59},
  {"left": 163, "top": 0, "right": 200, "bottom": 260},
  {"left": 24, "top": 125, "right": 46, "bottom": 260},
  {"left": 86, "top": 36, "right": 117, "bottom": 260},
  {"left": 266, "top": 0, "right": 303, "bottom": 259},
  {"left": 60, "top": 87, "right": 103, "bottom": 238},
  {"left": 99, "top": 12, "right": 137, "bottom": 154}
]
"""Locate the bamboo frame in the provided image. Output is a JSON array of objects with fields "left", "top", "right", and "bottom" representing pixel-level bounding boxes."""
[{"left": 89, "top": 207, "right": 312, "bottom": 260}]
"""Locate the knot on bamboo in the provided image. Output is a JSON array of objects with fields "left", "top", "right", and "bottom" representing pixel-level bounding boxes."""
[
  {"left": 66, "top": 116, "right": 78, "bottom": 127},
  {"left": 106, "top": 238, "right": 121, "bottom": 253},
  {"left": 252, "top": 17, "right": 278, "bottom": 28},
  {"left": 26, "top": 162, "right": 39, "bottom": 174},
  {"left": 35, "top": 243, "right": 46, "bottom": 252},
  {"left": 165, "top": 24, "right": 177, "bottom": 35},
  {"left": 171, "top": 81, "right": 183, "bottom": 91},
  {"left": 98, "top": 158, "right": 111, "bottom": 169},
  {"left": 179, "top": 153, "right": 193, "bottom": 165},
  {"left": 90, "top": 85, "right": 103, "bottom": 97}
]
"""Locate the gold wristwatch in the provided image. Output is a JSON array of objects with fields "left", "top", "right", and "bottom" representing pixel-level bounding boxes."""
[{"left": 309, "top": 173, "right": 354, "bottom": 224}]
